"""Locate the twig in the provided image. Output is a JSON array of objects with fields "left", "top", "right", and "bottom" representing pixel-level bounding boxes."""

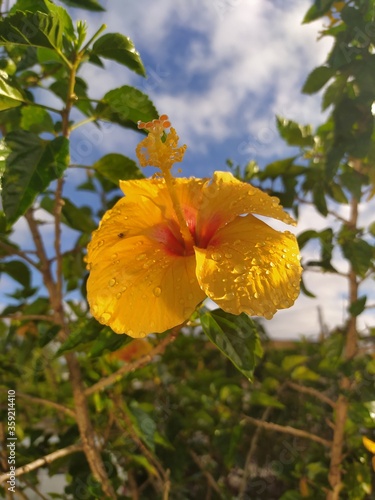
[
  {"left": 85, "top": 330, "right": 179, "bottom": 396},
  {"left": 239, "top": 405, "right": 274, "bottom": 499},
  {"left": 286, "top": 381, "right": 336, "bottom": 409},
  {"left": 12, "top": 390, "right": 75, "bottom": 419},
  {"left": 0, "top": 314, "right": 54, "bottom": 323},
  {"left": 0, "top": 444, "right": 83, "bottom": 484},
  {"left": 0, "top": 240, "right": 39, "bottom": 269},
  {"left": 53, "top": 178, "right": 64, "bottom": 312},
  {"left": 162, "top": 470, "right": 171, "bottom": 500},
  {"left": 25, "top": 210, "right": 57, "bottom": 307},
  {"left": 242, "top": 415, "right": 332, "bottom": 447},
  {"left": 113, "top": 395, "right": 166, "bottom": 490},
  {"left": 189, "top": 450, "right": 221, "bottom": 496}
]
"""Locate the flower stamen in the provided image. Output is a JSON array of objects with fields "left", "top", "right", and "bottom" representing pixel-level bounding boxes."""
[{"left": 137, "top": 115, "right": 195, "bottom": 253}]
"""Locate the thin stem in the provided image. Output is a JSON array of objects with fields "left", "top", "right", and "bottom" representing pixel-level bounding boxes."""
[
  {"left": 24, "top": 100, "right": 62, "bottom": 115},
  {"left": 79, "top": 23, "right": 107, "bottom": 54},
  {"left": 70, "top": 115, "right": 97, "bottom": 131},
  {"left": 189, "top": 450, "right": 221, "bottom": 496},
  {"left": 0, "top": 314, "right": 54, "bottom": 322},
  {"left": 243, "top": 415, "right": 332, "bottom": 448},
  {"left": 13, "top": 390, "right": 75, "bottom": 419},
  {"left": 239, "top": 396, "right": 279, "bottom": 499},
  {"left": 85, "top": 329, "right": 179, "bottom": 395},
  {"left": 286, "top": 381, "right": 336, "bottom": 409},
  {"left": 0, "top": 240, "right": 39, "bottom": 269},
  {"left": 0, "top": 444, "right": 83, "bottom": 484}
]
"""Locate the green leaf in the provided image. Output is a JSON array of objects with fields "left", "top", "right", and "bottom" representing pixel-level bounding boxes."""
[
  {"left": 3, "top": 131, "right": 69, "bottom": 225},
  {"left": 340, "top": 230, "right": 373, "bottom": 278},
  {"left": 348, "top": 296, "right": 367, "bottom": 317},
  {"left": 59, "top": 0, "right": 105, "bottom": 11},
  {"left": 55, "top": 318, "right": 103, "bottom": 356},
  {"left": 10, "top": 0, "right": 75, "bottom": 41},
  {"left": 282, "top": 355, "right": 308, "bottom": 371},
  {"left": 0, "top": 10, "right": 73, "bottom": 62},
  {"left": 95, "top": 86, "right": 158, "bottom": 129},
  {"left": 303, "top": 0, "right": 335, "bottom": 23},
  {"left": 92, "top": 33, "right": 146, "bottom": 76},
  {"left": 20, "top": 106, "right": 54, "bottom": 133},
  {"left": 0, "top": 260, "right": 31, "bottom": 288},
  {"left": 276, "top": 116, "right": 314, "bottom": 147},
  {"left": 291, "top": 365, "right": 320, "bottom": 381},
  {"left": 127, "top": 453, "right": 158, "bottom": 477},
  {"left": 200, "top": 309, "right": 263, "bottom": 382},
  {"left": 0, "top": 70, "right": 26, "bottom": 110},
  {"left": 300, "top": 276, "right": 316, "bottom": 298},
  {"left": 302, "top": 66, "right": 335, "bottom": 94},
  {"left": 88, "top": 329, "right": 131, "bottom": 358},
  {"left": 61, "top": 198, "right": 96, "bottom": 233},
  {"left": 259, "top": 157, "right": 305, "bottom": 180},
  {"left": 250, "top": 390, "right": 285, "bottom": 409},
  {"left": 313, "top": 183, "right": 328, "bottom": 215},
  {"left": 93, "top": 153, "right": 144, "bottom": 185},
  {"left": 129, "top": 403, "right": 156, "bottom": 452},
  {"left": 0, "top": 139, "right": 10, "bottom": 191}
]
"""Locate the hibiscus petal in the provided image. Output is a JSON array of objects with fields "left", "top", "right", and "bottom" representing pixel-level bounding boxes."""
[
  {"left": 195, "top": 214, "right": 302, "bottom": 319},
  {"left": 120, "top": 177, "right": 205, "bottom": 229},
  {"left": 197, "top": 172, "right": 296, "bottom": 247},
  {"left": 86, "top": 199, "right": 206, "bottom": 337}
]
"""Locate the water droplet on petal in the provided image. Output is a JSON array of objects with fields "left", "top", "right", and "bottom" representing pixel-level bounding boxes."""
[
  {"left": 116, "top": 292, "right": 122, "bottom": 299},
  {"left": 136, "top": 253, "right": 147, "bottom": 261},
  {"left": 234, "top": 275, "right": 246, "bottom": 283},
  {"left": 211, "top": 251, "right": 222, "bottom": 262},
  {"left": 223, "top": 292, "right": 235, "bottom": 301},
  {"left": 183, "top": 307, "right": 192, "bottom": 318},
  {"left": 224, "top": 253, "right": 232, "bottom": 258},
  {"left": 153, "top": 286, "right": 162, "bottom": 297},
  {"left": 108, "top": 278, "right": 116, "bottom": 287},
  {"left": 100, "top": 312, "right": 111, "bottom": 323},
  {"left": 97, "top": 239, "right": 104, "bottom": 247},
  {"left": 127, "top": 329, "right": 134, "bottom": 336},
  {"left": 253, "top": 292, "right": 259, "bottom": 299},
  {"left": 121, "top": 286, "right": 127, "bottom": 292},
  {"left": 86, "top": 262, "right": 92, "bottom": 270},
  {"left": 233, "top": 264, "right": 246, "bottom": 274}
]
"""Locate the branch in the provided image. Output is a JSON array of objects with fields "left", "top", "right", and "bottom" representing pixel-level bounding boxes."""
[
  {"left": 25, "top": 210, "right": 57, "bottom": 304},
  {"left": 286, "top": 381, "right": 336, "bottom": 409},
  {"left": 239, "top": 405, "right": 275, "bottom": 499},
  {"left": 0, "top": 240, "right": 39, "bottom": 269},
  {"left": 0, "top": 444, "right": 83, "bottom": 484},
  {"left": 189, "top": 449, "right": 221, "bottom": 496},
  {"left": 242, "top": 415, "right": 332, "bottom": 448},
  {"left": 0, "top": 314, "right": 54, "bottom": 323},
  {"left": 13, "top": 390, "right": 75, "bottom": 419},
  {"left": 53, "top": 178, "right": 64, "bottom": 314},
  {"left": 85, "top": 329, "right": 179, "bottom": 396}
]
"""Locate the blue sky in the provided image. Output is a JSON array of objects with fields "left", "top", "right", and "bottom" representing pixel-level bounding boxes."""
[{"left": 5, "top": 0, "right": 375, "bottom": 339}]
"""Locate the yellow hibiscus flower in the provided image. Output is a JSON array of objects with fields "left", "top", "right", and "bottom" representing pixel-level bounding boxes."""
[{"left": 86, "top": 115, "right": 302, "bottom": 337}]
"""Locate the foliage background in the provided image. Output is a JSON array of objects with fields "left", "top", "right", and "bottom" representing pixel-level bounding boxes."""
[{"left": 0, "top": 0, "right": 374, "bottom": 499}]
